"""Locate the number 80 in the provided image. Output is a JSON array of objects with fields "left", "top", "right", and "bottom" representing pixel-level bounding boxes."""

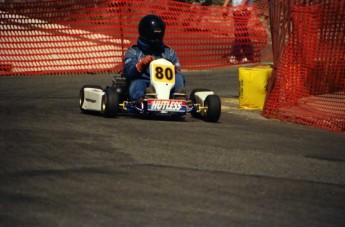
[{"left": 155, "top": 66, "right": 174, "bottom": 81}]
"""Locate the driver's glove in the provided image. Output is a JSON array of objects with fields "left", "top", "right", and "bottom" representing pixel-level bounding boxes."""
[{"left": 136, "top": 55, "right": 155, "bottom": 72}]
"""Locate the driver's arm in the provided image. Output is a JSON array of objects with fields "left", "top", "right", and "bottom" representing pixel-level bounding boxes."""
[
  {"left": 124, "top": 48, "right": 155, "bottom": 81},
  {"left": 123, "top": 47, "right": 142, "bottom": 81}
]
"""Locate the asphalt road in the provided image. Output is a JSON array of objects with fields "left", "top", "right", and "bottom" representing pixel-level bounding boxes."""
[{"left": 1, "top": 67, "right": 345, "bottom": 226}]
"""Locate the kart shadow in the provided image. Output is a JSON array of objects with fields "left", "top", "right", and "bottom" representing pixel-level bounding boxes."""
[
  {"left": 80, "top": 110, "right": 214, "bottom": 123},
  {"left": 129, "top": 114, "right": 189, "bottom": 122}
]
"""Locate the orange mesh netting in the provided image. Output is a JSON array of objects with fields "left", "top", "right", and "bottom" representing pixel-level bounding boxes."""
[
  {"left": 263, "top": 0, "right": 345, "bottom": 132},
  {"left": 0, "top": 0, "right": 269, "bottom": 75}
]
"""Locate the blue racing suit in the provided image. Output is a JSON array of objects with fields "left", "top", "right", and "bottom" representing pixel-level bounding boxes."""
[{"left": 123, "top": 39, "right": 185, "bottom": 101}]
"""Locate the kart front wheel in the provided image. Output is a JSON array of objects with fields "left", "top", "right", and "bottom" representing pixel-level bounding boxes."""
[
  {"left": 190, "top": 88, "right": 211, "bottom": 118},
  {"left": 101, "top": 88, "right": 119, "bottom": 118},
  {"left": 203, "top": 95, "right": 221, "bottom": 122}
]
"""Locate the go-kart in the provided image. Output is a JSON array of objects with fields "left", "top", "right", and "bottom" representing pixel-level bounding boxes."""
[{"left": 79, "top": 59, "right": 221, "bottom": 122}]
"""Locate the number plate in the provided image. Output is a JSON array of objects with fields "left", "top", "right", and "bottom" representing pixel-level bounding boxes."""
[{"left": 151, "top": 62, "right": 175, "bottom": 83}]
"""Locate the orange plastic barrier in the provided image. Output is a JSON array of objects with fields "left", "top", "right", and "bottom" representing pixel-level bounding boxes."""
[
  {"left": 0, "top": 0, "right": 269, "bottom": 75},
  {"left": 263, "top": 1, "right": 345, "bottom": 132}
]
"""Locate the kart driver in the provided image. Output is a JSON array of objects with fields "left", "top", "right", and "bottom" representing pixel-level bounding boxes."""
[{"left": 123, "top": 14, "right": 186, "bottom": 101}]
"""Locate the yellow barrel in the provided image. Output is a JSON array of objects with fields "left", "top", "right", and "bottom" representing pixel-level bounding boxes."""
[{"left": 238, "top": 65, "right": 272, "bottom": 110}]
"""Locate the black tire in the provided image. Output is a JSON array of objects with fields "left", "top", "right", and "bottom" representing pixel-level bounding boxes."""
[
  {"left": 79, "top": 85, "right": 103, "bottom": 113},
  {"left": 204, "top": 95, "right": 221, "bottom": 122},
  {"left": 101, "top": 88, "right": 119, "bottom": 118},
  {"left": 189, "top": 88, "right": 211, "bottom": 118}
]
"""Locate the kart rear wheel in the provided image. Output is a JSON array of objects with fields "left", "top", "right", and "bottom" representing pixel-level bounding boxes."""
[
  {"left": 203, "top": 95, "right": 221, "bottom": 122},
  {"left": 190, "top": 88, "right": 211, "bottom": 118},
  {"left": 101, "top": 88, "right": 119, "bottom": 118},
  {"left": 79, "top": 85, "right": 103, "bottom": 113}
]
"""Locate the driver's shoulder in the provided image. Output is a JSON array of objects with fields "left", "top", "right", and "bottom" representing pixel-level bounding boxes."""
[
  {"left": 163, "top": 45, "right": 176, "bottom": 58},
  {"left": 164, "top": 45, "right": 174, "bottom": 51},
  {"left": 125, "top": 45, "right": 141, "bottom": 57}
]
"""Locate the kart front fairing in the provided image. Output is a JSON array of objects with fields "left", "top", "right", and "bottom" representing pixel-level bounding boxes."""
[{"left": 121, "top": 98, "right": 195, "bottom": 118}]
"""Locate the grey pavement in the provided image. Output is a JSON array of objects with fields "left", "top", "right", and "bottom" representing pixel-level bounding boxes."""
[{"left": 0, "top": 66, "right": 345, "bottom": 226}]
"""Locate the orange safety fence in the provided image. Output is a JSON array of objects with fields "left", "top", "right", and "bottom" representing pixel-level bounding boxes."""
[
  {"left": 263, "top": 0, "right": 345, "bottom": 132},
  {"left": 0, "top": 0, "right": 270, "bottom": 75}
]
